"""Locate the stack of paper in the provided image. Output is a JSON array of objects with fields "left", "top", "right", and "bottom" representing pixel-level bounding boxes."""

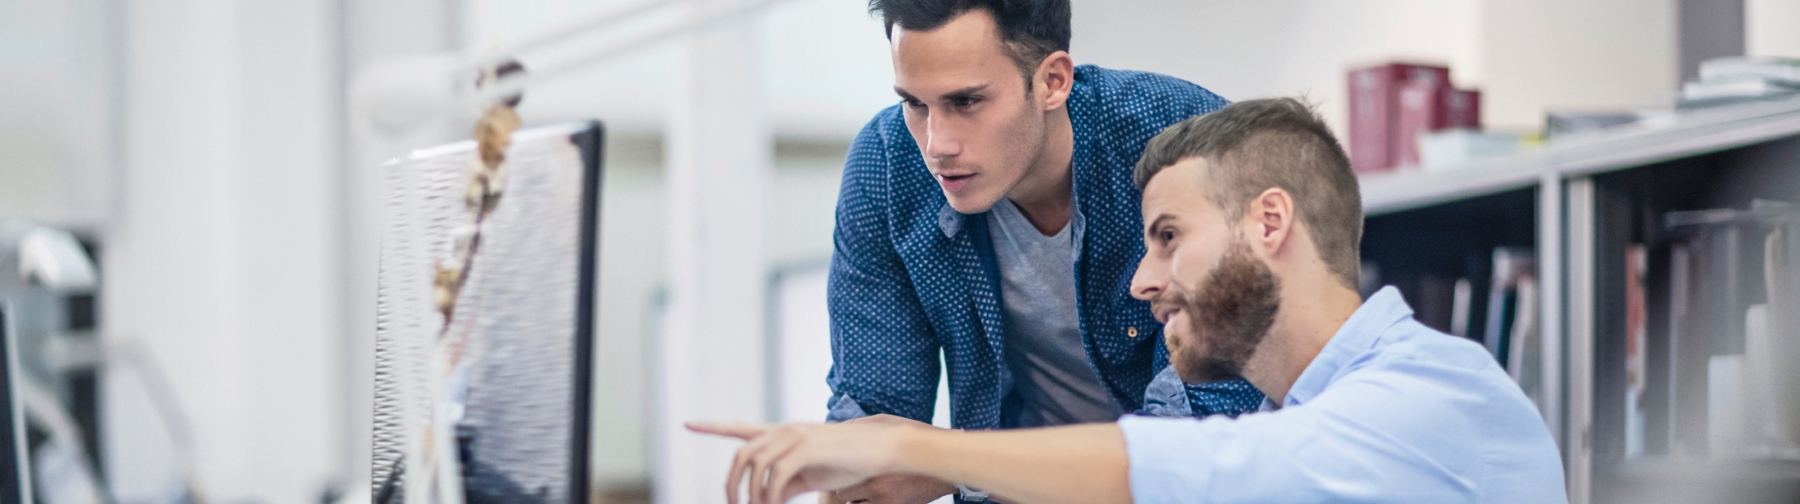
[{"left": 1680, "top": 57, "right": 1800, "bottom": 109}]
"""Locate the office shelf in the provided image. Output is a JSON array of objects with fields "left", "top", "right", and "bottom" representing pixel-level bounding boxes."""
[
  {"left": 1361, "top": 94, "right": 1800, "bottom": 216},
  {"left": 1355, "top": 95, "right": 1800, "bottom": 504}
]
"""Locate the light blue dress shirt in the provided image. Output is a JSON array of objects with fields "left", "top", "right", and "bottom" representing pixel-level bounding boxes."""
[{"left": 1118, "top": 287, "right": 1567, "bottom": 503}]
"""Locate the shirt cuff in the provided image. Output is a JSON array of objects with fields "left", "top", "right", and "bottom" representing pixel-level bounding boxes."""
[
  {"left": 1117, "top": 415, "right": 1216, "bottom": 504},
  {"left": 825, "top": 393, "right": 869, "bottom": 423}
]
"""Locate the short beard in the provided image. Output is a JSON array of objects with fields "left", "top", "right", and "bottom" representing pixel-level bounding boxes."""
[{"left": 1168, "top": 239, "right": 1282, "bottom": 384}]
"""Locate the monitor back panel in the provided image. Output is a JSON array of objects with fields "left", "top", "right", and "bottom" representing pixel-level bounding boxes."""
[{"left": 373, "top": 122, "right": 602, "bottom": 504}]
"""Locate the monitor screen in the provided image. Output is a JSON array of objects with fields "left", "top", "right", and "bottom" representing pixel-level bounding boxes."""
[{"left": 372, "top": 121, "right": 602, "bottom": 504}]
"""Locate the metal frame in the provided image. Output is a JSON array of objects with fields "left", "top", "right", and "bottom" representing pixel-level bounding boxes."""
[
  {"left": 1539, "top": 174, "right": 1568, "bottom": 456},
  {"left": 1565, "top": 177, "right": 1597, "bottom": 504}
]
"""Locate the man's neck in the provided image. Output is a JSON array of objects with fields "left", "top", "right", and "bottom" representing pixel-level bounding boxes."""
[
  {"left": 1243, "top": 279, "right": 1363, "bottom": 404},
  {"left": 1006, "top": 108, "right": 1075, "bottom": 236}
]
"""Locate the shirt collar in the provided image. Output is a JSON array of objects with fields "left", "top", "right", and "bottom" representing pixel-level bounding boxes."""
[
  {"left": 938, "top": 193, "right": 1086, "bottom": 241},
  {"left": 1282, "top": 286, "right": 1413, "bottom": 407},
  {"left": 937, "top": 203, "right": 963, "bottom": 238}
]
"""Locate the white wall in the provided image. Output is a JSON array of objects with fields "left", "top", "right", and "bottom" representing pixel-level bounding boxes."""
[
  {"left": 1482, "top": 0, "right": 1679, "bottom": 129},
  {"left": 1078, "top": 0, "right": 1687, "bottom": 134},
  {"left": 1747, "top": 0, "right": 1800, "bottom": 58},
  {"left": 1073, "top": 0, "right": 1482, "bottom": 141},
  {"left": 103, "top": 0, "right": 344, "bottom": 502}
]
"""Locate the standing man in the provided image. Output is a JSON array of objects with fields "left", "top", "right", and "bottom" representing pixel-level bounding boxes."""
[{"left": 823, "top": 0, "right": 1261, "bottom": 502}]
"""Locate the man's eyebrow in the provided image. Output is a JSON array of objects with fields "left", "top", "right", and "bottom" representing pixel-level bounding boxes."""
[
  {"left": 941, "top": 84, "right": 988, "bottom": 102},
  {"left": 894, "top": 87, "right": 919, "bottom": 102},
  {"left": 1144, "top": 214, "right": 1174, "bottom": 237}
]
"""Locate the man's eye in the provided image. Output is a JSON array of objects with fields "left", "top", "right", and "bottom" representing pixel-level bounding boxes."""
[
  {"left": 952, "top": 97, "right": 980, "bottom": 108},
  {"left": 1158, "top": 230, "right": 1175, "bottom": 244}
]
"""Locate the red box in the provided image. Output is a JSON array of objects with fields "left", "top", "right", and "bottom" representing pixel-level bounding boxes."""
[
  {"left": 1347, "top": 63, "right": 1450, "bottom": 173},
  {"left": 1396, "top": 81, "right": 1448, "bottom": 167},
  {"left": 1447, "top": 88, "right": 1481, "bottom": 130}
]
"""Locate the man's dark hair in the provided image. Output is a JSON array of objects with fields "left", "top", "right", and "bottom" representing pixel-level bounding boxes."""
[
  {"left": 868, "top": 0, "right": 1071, "bottom": 82},
  {"left": 1134, "top": 98, "right": 1363, "bottom": 289}
]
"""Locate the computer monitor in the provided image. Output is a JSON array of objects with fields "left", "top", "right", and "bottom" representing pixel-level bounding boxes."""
[
  {"left": 2, "top": 304, "right": 31, "bottom": 504},
  {"left": 372, "top": 121, "right": 603, "bottom": 504}
]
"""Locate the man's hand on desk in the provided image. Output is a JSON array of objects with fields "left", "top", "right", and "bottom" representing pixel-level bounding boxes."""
[{"left": 820, "top": 415, "right": 956, "bottom": 504}]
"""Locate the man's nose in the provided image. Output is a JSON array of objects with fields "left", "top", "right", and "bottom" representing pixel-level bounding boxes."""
[
  {"left": 1130, "top": 258, "right": 1165, "bottom": 301},
  {"left": 923, "top": 114, "right": 961, "bottom": 160}
]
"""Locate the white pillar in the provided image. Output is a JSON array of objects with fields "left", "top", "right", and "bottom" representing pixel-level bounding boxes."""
[
  {"left": 657, "top": 4, "right": 771, "bottom": 503},
  {"left": 105, "top": 0, "right": 344, "bottom": 502},
  {"left": 343, "top": 0, "right": 463, "bottom": 492}
]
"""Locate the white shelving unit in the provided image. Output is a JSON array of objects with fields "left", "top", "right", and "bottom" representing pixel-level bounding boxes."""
[{"left": 1357, "top": 94, "right": 1800, "bottom": 504}]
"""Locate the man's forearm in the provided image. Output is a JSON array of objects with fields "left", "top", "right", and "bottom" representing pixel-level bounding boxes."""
[{"left": 889, "top": 423, "right": 1132, "bottom": 504}]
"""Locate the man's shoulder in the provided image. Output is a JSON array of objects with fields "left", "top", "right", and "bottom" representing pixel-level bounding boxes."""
[
  {"left": 850, "top": 103, "right": 907, "bottom": 155},
  {"left": 1070, "top": 65, "right": 1229, "bottom": 166},
  {"left": 844, "top": 103, "right": 919, "bottom": 179},
  {"left": 1073, "top": 65, "right": 1229, "bottom": 124},
  {"left": 1352, "top": 320, "right": 1506, "bottom": 381},
  {"left": 840, "top": 103, "right": 940, "bottom": 235}
]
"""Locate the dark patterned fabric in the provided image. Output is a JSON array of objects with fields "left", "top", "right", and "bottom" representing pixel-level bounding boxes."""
[{"left": 825, "top": 65, "right": 1263, "bottom": 430}]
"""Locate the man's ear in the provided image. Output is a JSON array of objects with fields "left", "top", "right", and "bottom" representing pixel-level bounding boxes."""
[
  {"left": 1247, "top": 187, "right": 1296, "bottom": 258},
  {"left": 1036, "top": 50, "right": 1074, "bottom": 111}
]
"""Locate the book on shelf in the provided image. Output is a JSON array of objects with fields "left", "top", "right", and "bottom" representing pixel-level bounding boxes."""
[
  {"left": 1625, "top": 245, "right": 1648, "bottom": 458},
  {"left": 1465, "top": 246, "right": 1542, "bottom": 412},
  {"left": 1482, "top": 247, "right": 1536, "bottom": 367},
  {"left": 1681, "top": 78, "right": 1800, "bottom": 102},
  {"left": 1507, "top": 276, "right": 1540, "bottom": 409},
  {"left": 1680, "top": 56, "right": 1800, "bottom": 109},
  {"left": 1664, "top": 200, "right": 1800, "bottom": 460},
  {"left": 1450, "top": 278, "right": 1473, "bottom": 338},
  {"left": 1545, "top": 110, "right": 1650, "bottom": 139},
  {"left": 1757, "top": 221, "right": 1800, "bottom": 457}
]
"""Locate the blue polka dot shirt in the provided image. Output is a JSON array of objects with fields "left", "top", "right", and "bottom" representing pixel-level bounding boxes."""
[{"left": 825, "top": 65, "right": 1264, "bottom": 430}]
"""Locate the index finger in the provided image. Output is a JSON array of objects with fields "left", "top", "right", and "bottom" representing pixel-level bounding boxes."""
[{"left": 686, "top": 421, "right": 770, "bottom": 440}]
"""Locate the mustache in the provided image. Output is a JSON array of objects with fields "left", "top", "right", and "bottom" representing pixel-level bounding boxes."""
[{"left": 1149, "top": 290, "right": 1184, "bottom": 322}]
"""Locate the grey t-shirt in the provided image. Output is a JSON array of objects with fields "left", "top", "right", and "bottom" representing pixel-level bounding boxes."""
[{"left": 986, "top": 197, "right": 1119, "bottom": 427}]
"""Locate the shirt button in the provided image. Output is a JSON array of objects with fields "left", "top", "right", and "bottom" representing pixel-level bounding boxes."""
[{"left": 1127, "top": 326, "right": 1138, "bottom": 338}]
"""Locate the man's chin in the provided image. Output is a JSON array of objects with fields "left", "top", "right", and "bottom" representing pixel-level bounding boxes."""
[{"left": 944, "top": 192, "right": 1002, "bottom": 215}]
